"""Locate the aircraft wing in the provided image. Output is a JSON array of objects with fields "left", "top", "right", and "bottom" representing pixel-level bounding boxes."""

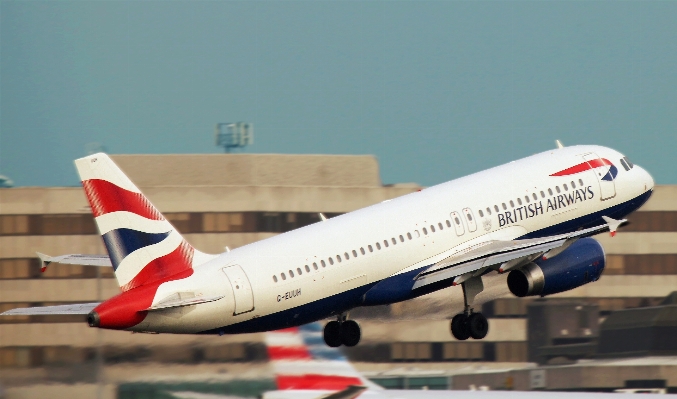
[
  {"left": 413, "top": 219, "right": 623, "bottom": 290},
  {"left": 36, "top": 252, "right": 111, "bottom": 272},
  {"left": 0, "top": 303, "right": 99, "bottom": 316}
]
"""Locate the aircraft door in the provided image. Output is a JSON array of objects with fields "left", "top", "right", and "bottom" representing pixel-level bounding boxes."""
[
  {"left": 450, "top": 211, "right": 465, "bottom": 236},
  {"left": 582, "top": 153, "right": 616, "bottom": 201},
  {"left": 462, "top": 208, "right": 477, "bottom": 232},
  {"left": 222, "top": 265, "right": 254, "bottom": 315}
]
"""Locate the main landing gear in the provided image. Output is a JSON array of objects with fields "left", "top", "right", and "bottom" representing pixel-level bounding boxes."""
[
  {"left": 323, "top": 314, "right": 361, "bottom": 347},
  {"left": 450, "top": 276, "right": 489, "bottom": 340}
]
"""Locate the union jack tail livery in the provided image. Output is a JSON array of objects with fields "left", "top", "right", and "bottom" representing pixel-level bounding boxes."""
[
  {"left": 265, "top": 323, "right": 379, "bottom": 392},
  {"left": 75, "top": 153, "right": 214, "bottom": 292}
]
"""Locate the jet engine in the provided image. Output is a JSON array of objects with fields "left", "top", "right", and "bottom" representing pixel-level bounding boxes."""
[{"left": 507, "top": 237, "right": 605, "bottom": 297}]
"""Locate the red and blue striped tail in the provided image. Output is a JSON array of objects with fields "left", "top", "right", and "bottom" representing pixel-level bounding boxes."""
[
  {"left": 75, "top": 153, "right": 215, "bottom": 292},
  {"left": 265, "top": 323, "right": 380, "bottom": 391}
]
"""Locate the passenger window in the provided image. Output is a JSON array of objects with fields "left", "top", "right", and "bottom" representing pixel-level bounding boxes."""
[
  {"left": 540, "top": 191, "right": 545, "bottom": 198},
  {"left": 273, "top": 275, "right": 278, "bottom": 283},
  {"left": 533, "top": 193, "right": 538, "bottom": 201},
  {"left": 321, "top": 260, "right": 326, "bottom": 267},
  {"left": 517, "top": 198, "right": 522, "bottom": 205},
  {"left": 384, "top": 240, "right": 389, "bottom": 247},
  {"left": 548, "top": 188, "right": 553, "bottom": 196},
  {"left": 407, "top": 232, "right": 412, "bottom": 240},
  {"left": 345, "top": 252, "right": 349, "bottom": 260},
  {"left": 446, "top": 220, "right": 452, "bottom": 227},
  {"left": 556, "top": 186, "right": 561, "bottom": 194},
  {"left": 392, "top": 238, "right": 397, "bottom": 245},
  {"left": 281, "top": 273, "right": 287, "bottom": 280},
  {"left": 399, "top": 235, "right": 404, "bottom": 242},
  {"left": 563, "top": 184, "right": 568, "bottom": 191},
  {"left": 353, "top": 250, "right": 358, "bottom": 257},
  {"left": 297, "top": 267, "right": 302, "bottom": 275},
  {"left": 571, "top": 181, "right": 576, "bottom": 189},
  {"left": 313, "top": 262, "right": 318, "bottom": 270},
  {"left": 289, "top": 270, "right": 294, "bottom": 277},
  {"left": 502, "top": 203, "right": 507, "bottom": 210},
  {"left": 494, "top": 205, "right": 499, "bottom": 212},
  {"left": 430, "top": 225, "right": 435, "bottom": 233},
  {"left": 455, "top": 217, "right": 461, "bottom": 225},
  {"left": 376, "top": 242, "right": 381, "bottom": 250},
  {"left": 360, "top": 248, "right": 365, "bottom": 255},
  {"left": 305, "top": 265, "right": 310, "bottom": 272},
  {"left": 423, "top": 227, "right": 428, "bottom": 235},
  {"left": 415, "top": 230, "right": 420, "bottom": 238},
  {"left": 579, "top": 179, "right": 584, "bottom": 186},
  {"left": 479, "top": 210, "right": 484, "bottom": 217},
  {"left": 510, "top": 200, "right": 515, "bottom": 208},
  {"left": 368, "top": 245, "right": 374, "bottom": 252},
  {"left": 337, "top": 255, "right": 342, "bottom": 262},
  {"left": 438, "top": 223, "right": 443, "bottom": 230},
  {"left": 462, "top": 208, "right": 476, "bottom": 233},
  {"left": 329, "top": 258, "right": 334, "bottom": 265}
]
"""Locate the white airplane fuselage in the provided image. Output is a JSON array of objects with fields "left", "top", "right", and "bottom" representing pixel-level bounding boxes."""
[{"left": 103, "top": 145, "right": 654, "bottom": 334}]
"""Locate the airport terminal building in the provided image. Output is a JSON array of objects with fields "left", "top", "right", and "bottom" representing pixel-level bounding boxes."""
[{"left": 1, "top": 153, "right": 676, "bottom": 396}]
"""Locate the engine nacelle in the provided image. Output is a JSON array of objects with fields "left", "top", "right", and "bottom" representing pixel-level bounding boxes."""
[{"left": 507, "top": 237, "right": 605, "bottom": 297}]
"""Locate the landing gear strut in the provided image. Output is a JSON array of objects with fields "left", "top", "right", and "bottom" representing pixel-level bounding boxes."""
[
  {"left": 323, "top": 314, "right": 361, "bottom": 347},
  {"left": 450, "top": 276, "right": 489, "bottom": 340}
]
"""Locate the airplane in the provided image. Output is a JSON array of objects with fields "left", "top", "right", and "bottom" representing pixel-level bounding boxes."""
[
  {"left": 2, "top": 144, "right": 654, "bottom": 348},
  {"left": 171, "top": 322, "right": 643, "bottom": 399}
]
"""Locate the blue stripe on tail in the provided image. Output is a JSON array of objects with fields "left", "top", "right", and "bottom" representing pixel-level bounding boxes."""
[{"left": 102, "top": 229, "right": 171, "bottom": 270}]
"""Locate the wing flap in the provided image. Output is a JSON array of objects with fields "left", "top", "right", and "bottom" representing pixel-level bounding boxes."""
[{"left": 1, "top": 303, "right": 99, "bottom": 316}]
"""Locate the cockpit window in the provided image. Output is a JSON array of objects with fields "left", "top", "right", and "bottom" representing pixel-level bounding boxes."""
[
  {"left": 620, "top": 158, "right": 630, "bottom": 171},
  {"left": 623, "top": 156, "right": 634, "bottom": 169}
]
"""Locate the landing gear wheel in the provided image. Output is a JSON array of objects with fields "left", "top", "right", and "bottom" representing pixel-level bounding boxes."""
[
  {"left": 340, "top": 320, "right": 361, "bottom": 347},
  {"left": 323, "top": 321, "right": 342, "bottom": 347},
  {"left": 467, "top": 312, "right": 488, "bottom": 339},
  {"left": 450, "top": 313, "right": 470, "bottom": 340}
]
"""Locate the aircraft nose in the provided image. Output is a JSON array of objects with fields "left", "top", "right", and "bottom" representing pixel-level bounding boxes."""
[{"left": 637, "top": 165, "right": 654, "bottom": 192}]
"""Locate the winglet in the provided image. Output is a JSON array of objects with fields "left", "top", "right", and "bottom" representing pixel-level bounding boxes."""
[
  {"left": 36, "top": 252, "right": 51, "bottom": 273},
  {"left": 602, "top": 216, "right": 626, "bottom": 237}
]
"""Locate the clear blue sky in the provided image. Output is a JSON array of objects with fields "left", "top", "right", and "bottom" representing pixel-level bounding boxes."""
[{"left": 1, "top": 1, "right": 675, "bottom": 187}]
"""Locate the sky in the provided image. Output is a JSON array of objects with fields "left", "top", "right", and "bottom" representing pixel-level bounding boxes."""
[{"left": 1, "top": 1, "right": 676, "bottom": 187}]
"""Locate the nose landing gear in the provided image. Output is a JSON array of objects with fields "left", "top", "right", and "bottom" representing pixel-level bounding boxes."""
[
  {"left": 323, "top": 315, "right": 361, "bottom": 347},
  {"left": 450, "top": 276, "right": 489, "bottom": 340}
]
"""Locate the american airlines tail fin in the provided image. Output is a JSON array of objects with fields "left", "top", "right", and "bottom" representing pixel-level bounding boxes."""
[
  {"left": 74, "top": 153, "right": 216, "bottom": 292},
  {"left": 265, "top": 323, "right": 381, "bottom": 391}
]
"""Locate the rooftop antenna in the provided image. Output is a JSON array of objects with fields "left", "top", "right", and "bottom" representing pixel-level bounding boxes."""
[{"left": 215, "top": 122, "right": 254, "bottom": 153}]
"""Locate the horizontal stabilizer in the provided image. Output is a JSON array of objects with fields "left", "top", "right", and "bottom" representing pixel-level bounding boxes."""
[
  {"left": 147, "top": 293, "right": 224, "bottom": 311},
  {"left": 1, "top": 303, "right": 99, "bottom": 316},
  {"left": 37, "top": 252, "right": 111, "bottom": 272}
]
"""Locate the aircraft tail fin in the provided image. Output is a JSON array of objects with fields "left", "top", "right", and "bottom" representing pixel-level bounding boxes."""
[
  {"left": 74, "top": 153, "right": 215, "bottom": 292},
  {"left": 265, "top": 323, "right": 381, "bottom": 391}
]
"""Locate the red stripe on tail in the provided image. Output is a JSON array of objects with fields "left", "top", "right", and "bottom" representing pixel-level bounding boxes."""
[
  {"left": 120, "top": 241, "right": 194, "bottom": 292},
  {"left": 82, "top": 179, "right": 164, "bottom": 220},
  {"left": 267, "top": 346, "right": 312, "bottom": 361},
  {"left": 276, "top": 374, "right": 363, "bottom": 390}
]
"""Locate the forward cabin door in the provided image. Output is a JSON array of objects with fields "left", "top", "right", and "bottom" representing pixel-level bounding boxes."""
[
  {"left": 582, "top": 153, "right": 616, "bottom": 201},
  {"left": 222, "top": 265, "right": 255, "bottom": 315}
]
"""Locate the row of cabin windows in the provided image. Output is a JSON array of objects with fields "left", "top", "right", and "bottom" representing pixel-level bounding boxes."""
[
  {"left": 272, "top": 219, "right": 455, "bottom": 283},
  {"left": 476, "top": 179, "right": 586, "bottom": 218}
]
